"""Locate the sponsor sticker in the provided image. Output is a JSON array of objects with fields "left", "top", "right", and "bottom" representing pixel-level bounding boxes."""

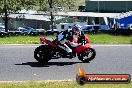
[{"left": 76, "top": 66, "right": 131, "bottom": 85}]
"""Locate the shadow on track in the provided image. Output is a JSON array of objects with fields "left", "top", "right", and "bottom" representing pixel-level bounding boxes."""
[{"left": 15, "top": 61, "right": 83, "bottom": 67}]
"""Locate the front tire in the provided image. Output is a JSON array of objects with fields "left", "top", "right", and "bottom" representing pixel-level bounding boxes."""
[
  {"left": 34, "top": 45, "right": 52, "bottom": 63},
  {"left": 77, "top": 48, "right": 96, "bottom": 63}
]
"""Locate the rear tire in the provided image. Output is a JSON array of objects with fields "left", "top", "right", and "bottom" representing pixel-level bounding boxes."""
[
  {"left": 34, "top": 45, "right": 52, "bottom": 63},
  {"left": 77, "top": 48, "right": 96, "bottom": 63}
]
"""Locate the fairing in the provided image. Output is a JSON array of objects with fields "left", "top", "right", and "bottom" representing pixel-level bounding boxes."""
[
  {"left": 40, "top": 37, "right": 58, "bottom": 48},
  {"left": 74, "top": 44, "right": 93, "bottom": 53}
]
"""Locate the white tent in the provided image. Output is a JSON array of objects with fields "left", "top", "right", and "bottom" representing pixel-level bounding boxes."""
[{"left": 57, "top": 12, "right": 120, "bottom": 18}]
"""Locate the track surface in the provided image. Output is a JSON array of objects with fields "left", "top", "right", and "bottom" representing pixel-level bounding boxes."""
[{"left": 0, "top": 44, "right": 132, "bottom": 81}]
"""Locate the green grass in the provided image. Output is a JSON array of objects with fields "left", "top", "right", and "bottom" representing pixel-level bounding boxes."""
[
  {"left": 0, "top": 34, "right": 132, "bottom": 44},
  {"left": 0, "top": 81, "right": 131, "bottom": 88},
  {"left": 88, "top": 34, "right": 132, "bottom": 44},
  {"left": 0, "top": 35, "right": 39, "bottom": 44}
]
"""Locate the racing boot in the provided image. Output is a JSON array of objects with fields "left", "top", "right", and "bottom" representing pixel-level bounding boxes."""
[{"left": 69, "top": 52, "right": 74, "bottom": 59}]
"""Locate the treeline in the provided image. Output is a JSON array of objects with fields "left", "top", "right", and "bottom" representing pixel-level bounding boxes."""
[{"left": 0, "top": 0, "right": 77, "bottom": 13}]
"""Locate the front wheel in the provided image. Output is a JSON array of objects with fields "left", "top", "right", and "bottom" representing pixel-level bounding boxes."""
[
  {"left": 77, "top": 48, "right": 96, "bottom": 63},
  {"left": 34, "top": 45, "right": 52, "bottom": 63}
]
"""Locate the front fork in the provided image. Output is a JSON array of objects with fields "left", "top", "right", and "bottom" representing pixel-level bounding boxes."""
[{"left": 40, "top": 40, "right": 44, "bottom": 44}]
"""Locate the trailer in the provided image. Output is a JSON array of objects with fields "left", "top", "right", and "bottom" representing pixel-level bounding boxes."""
[
  {"left": 113, "top": 11, "right": 132, "bottom": 30},
  {"left": 48, "top": 22, "right": 87, "bottom": 32}
]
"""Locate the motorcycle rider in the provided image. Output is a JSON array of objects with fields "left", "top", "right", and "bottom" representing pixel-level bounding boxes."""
[{"left": 56, "top": 24, "right": 83, "bottom": 58}]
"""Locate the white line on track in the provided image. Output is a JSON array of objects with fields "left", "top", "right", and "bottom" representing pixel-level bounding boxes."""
[{"left": 0, "top": 80, "right": 73, "bottom": 83}]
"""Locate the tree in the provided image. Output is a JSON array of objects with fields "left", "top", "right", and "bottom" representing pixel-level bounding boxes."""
[
  {"left": 44, "top": 0, "right": 77, "bottom": 32},
  {"left": 0, "top": 0, "right": 38, "bottom": 32},
  {"left": 0, "top": 0, "right": 78, "bottom": 32},
  {"left": 34, "top": 0, "right": 76, "bottom": 11}
]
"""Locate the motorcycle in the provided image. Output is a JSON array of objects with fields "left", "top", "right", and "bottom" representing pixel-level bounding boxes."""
[{"left": 34, "top": 34, "right": 96, "bottom": 63}]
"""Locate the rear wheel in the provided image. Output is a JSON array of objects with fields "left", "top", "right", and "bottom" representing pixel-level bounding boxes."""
[
  {"left": 34, "top": 45, "right": 52, "bottom": 63},
  {"left": 77, "top": 48, "right": 96, "bottom": 63}
]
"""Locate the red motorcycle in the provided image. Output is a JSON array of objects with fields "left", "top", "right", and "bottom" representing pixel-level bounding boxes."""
[{"left": 34, "top": 34, "right": 96, "bottom": 63}]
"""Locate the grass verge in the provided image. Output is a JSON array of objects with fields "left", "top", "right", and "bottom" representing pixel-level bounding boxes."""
[
  {"left": 88, "top": 34, "right": 132, "bottom": 44},
  {"left": 0, "top": 81, "right": 131, "bottom": 88},
  {"left": 0, "top": 34, "right": 132, "bottom": 44}
]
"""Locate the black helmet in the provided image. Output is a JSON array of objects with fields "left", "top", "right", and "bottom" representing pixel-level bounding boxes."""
[{"left": 71, "top": 24, "right": 82, "bottom": 33}]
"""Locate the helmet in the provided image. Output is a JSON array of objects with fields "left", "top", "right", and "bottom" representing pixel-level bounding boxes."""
[{"left": 71, "top": 24, "right": 82, "bottom": 34}]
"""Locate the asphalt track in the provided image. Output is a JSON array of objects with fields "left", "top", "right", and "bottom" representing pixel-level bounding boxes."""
[{"left": 0, "top": 44, "right": 132, "bottom": 81}]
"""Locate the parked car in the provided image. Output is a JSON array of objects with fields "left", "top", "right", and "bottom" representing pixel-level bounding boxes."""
[
  {"left": 81, "top": 25, "right": 94, "bottom": 32},
  {"left": 46, "top": 29, "right": 58, "bottom": 32},
  {"left": 46, "top": 25, "right": 59, "bottom": 34},
  {"left": 0, "top": 25, "right": 5, "bottom": 33},
  {"left": 127, "top": 24, "right": 132, "bottom": 30},
  {"left": 82, "top": 25, "right": 108, "bottom": 31},
  {"left": 99, "top": 25, "right": 110, "bottom": 30},
  {"left": 36, "top": 29, "right": 46, "bottom": 33},
  {"left": 18, "top": 26, "right": 37, "bottom": 34}
]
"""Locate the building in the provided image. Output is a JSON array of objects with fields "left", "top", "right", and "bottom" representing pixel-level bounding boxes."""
[
  {"left": 0, "top": 13, "right": 64, "bottom": 31},
  {"left": 85, "top": 0, "right": 132, "bottom": 29},
  {"left": 85, "top": 0, "right": 132, "bottom": 13}
]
